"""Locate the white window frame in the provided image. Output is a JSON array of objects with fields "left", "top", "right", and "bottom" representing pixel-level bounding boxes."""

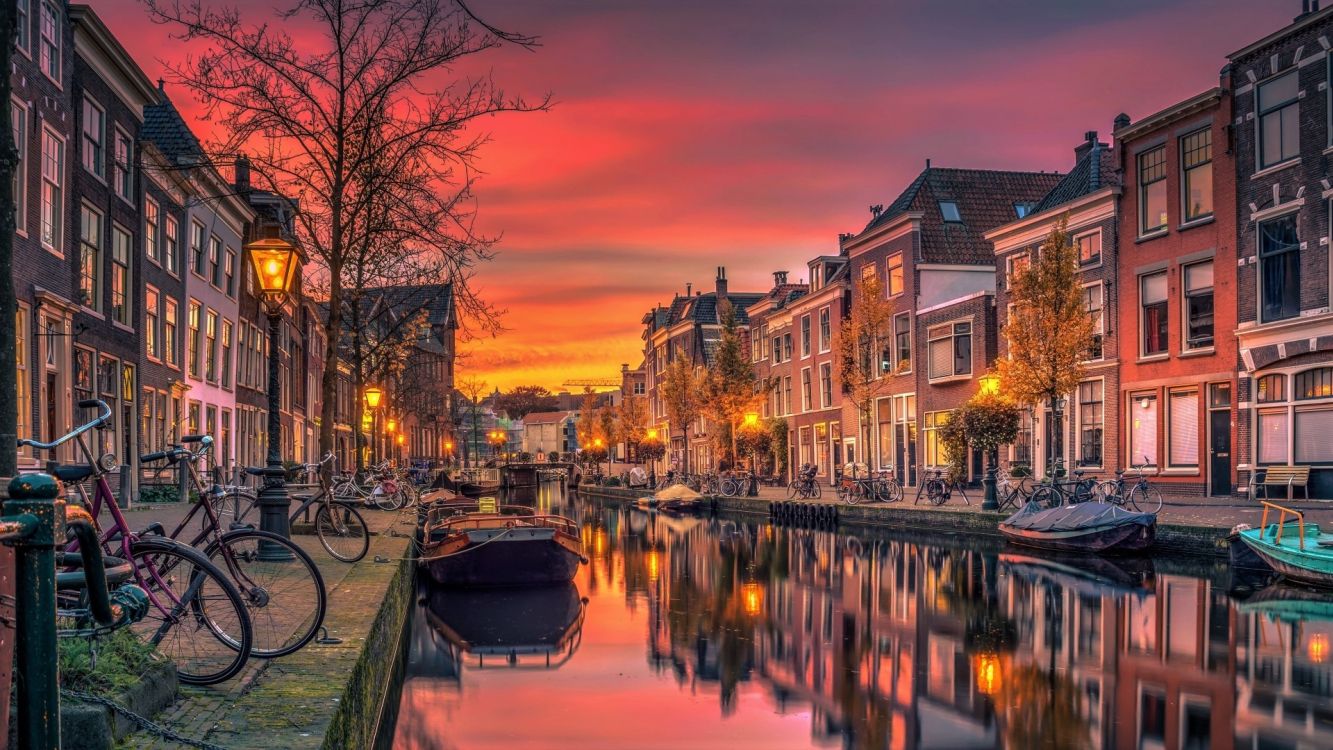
[
  {"left": 109, "top": 223, "right": 131, "bottom": 327},
  {"left": 1139, "top": 270, "right": 1169, "bottom": 359},
  {"left": 800, "top": 367, "right": 812, "bottom": 413},
  {"left": 818, "top": 306, "right": 831, "bottom": 353},
  {"left": 886, "top": 253, "right": 904, "bottom": 297},
  {"left": 1166, "top": 387, "right": 1200, "bottom": 471},
  {"left": 800, "top": 314, "right": 811, "bottom": 359},
  {"left": 144, "top": 196, "right": 160, "bottom": 265},
  {"left": 1181, "top": 259, "right": 1214, "bottom": 353},
  {"left": 16, "top": 0, "right": 30, "bottom": 57},
  {"left": 1179, "top": 127, "right": 1213, "bottom": 223},
  {"left": 11, "top": 99, "right": 26, "bottom": 236},
  {"left": 926, "top": 318, "right": 972, "bottom": 383},
  {"left": 1075, "top": 377, "right": 1104, "bottom": 469},
  {"left": 78, "top": 202, "right": 102, "bottom": 311},
  {"left": 1255, "top": 69, "right": 1299, "bottom": 171},
  {"left": 112, "top": 127, "right": 132, "bottom": 202},
  {"left": 39, "top": 125, "right": 64, "bottom": 256},
  {"left": 819, "top": 362, "right": 833, "bottom": 409},
  {"left": 145, "top": 285, "right": 160, "bottom": 361},
  {"left": 893, "top": 311, "right": 912, "bottom": 374},
  {"left": 1005, "top": 251, "right": 1029, "bottom": 290},
  {"left": 1082, "top": 280, "right": 1104, "bottom": 362},
  {"left": 1074, "top": 228, "right": 1102, "bottom": 269},
  {"left": 81, "top": 96, "right": 105, "bottom": 179},
  {"left": 38, "top": 1, "right": 60, "bottom": 85}
]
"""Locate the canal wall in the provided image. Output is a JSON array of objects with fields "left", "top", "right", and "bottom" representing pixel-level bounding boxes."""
[{"left": 576, "top": 485, "right": 1233, "bottom": 557}]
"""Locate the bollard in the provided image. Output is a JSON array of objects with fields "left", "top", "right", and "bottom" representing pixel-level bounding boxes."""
[{"left": 5, "top": 472, "right": 63, "bottom": 750}]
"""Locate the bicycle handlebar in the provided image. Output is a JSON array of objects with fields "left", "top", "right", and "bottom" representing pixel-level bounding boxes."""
[{"left": 18, "top": 399, "right": 112, "bottom": 451}]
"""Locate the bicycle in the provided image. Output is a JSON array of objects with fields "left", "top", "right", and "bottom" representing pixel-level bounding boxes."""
[
  {"left": 1029, "top": 463, "right": 1099, "bottom": 509},
  {"left": 916, "top": 466, "right": 971, "bottom": 506},
  {"left": 27, "top": 400, "right": 254, "bottom": 684},
  {"left": 1095, "top": 459, "right": 1164, "bottom": 514},
  {"left": 994, "top": 467, "right": 1033, "bottom": 512},
  {"left": 787, "top": 464, "right": 822, "bottom": 499},
  {"left": 719, "top": 471, "right": 753, "bottom": 497},
  {"left": 230, "top": 453, "right": 371, "bottom": 563},
  {"left": 140, "top": 436, "right": 327, "bottom": 657},
  {"left": 838, "top": 464, "right": 903, "bottom": 505}
]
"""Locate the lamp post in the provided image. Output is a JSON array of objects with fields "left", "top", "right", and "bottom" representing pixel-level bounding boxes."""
[
  {"left": 646, "top": 427, "right": 658, "bottom": 487},
  {"left": 386, "top": 417, "right": 397, "bottom": 466},
  {"left": 978, "top": 372, "right": 1001, "bottom": 511},
  {"left": 743, "top": 411, "right": 760, "bottom": 496},
  {"left": 445, "top": 440, "right": 454, "bottom": 468},
  {"left": 246, "top": 235, "right": 302, "bottom": 557},
  {"left": 364, "top": 386, "right": 382, "bottom": 467}
]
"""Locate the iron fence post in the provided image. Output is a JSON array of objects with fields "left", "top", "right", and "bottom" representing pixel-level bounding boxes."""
[{"left": 5, "top": 472, "right": 63, "bottom": 750}]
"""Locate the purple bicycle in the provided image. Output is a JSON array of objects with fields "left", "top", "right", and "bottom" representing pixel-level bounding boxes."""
[{"left": 23, "top": 399, "right": 253, "bottom": 685}]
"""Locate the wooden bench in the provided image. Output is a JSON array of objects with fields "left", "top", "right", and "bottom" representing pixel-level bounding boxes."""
[{"left": 1250, "top": 465, "right": 1312, "bottom": 502}]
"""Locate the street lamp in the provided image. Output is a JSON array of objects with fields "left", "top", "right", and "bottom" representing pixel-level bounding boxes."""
[
  {"left": 978, "top": 373, "right": 1002, "bottom": 510},
  {"left": 743, "top": 411, "right": 760, "bottom": 496},
  {"left": 645, "top": 427, "right": 659, "bottom": 486},
  {"left": 246, "top": 234, "right": 302, "bottom": 558},
  {"left": 364, "top": 386, "right": 383, "bottom": 467},
  {"left": 364, "top": 386, "right": 383, "bottom": 409}
]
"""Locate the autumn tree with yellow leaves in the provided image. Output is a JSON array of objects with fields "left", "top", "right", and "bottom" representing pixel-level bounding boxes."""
[
  {"left": 837, "top": 273, "right": 899, "bottom": 450},
  {"left": 997, "top": 218, "right": 1096, "bottom": 469}
]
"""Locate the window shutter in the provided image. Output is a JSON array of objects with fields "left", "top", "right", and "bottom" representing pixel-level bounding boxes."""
[
  {"left": 1130, "top": 396, "right": 1158, "bottom": 466},
  {"left": 1168, "top": 391, "right": 1198, "bottom": 466},
  {"left": 1295, "top": 409, "right": 1333, "bottom": 463},
  {"left": 930, "top": 338, "right": 951, "bottom": 379},
  {"left": 1257, "top": 411, "right": 1289, "bottom": 464}
]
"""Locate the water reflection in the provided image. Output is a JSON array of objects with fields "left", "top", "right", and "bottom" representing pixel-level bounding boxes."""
[{"left": 383, "top": 489, "right": 1333, "bottom": 749}]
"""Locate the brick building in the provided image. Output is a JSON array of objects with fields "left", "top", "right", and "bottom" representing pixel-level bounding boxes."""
[
  {"left": 1228, "top": 3, "right": 1333, "bottom": 497},
  {"left": 1114, "top": 88, "right": 1238, "bottom": 498},
  {"left": 739, "top": 271, "right": 808, "bottom": 479}
]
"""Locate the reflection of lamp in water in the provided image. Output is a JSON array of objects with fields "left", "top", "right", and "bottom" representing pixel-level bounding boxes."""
[
  {"left": 742, "top": 582, "right": 763, "bottom": 616},
  {"left": 594, "top": 529, "right": 607, "bottom": 558},
  {"left": 646, "top": 549, "right": 661, "bottom": 582},
  {"left": 975, "top": 653, "right": 1001, "bottom": 695},
  {"left": 1310, "top": 632, "right": 1329, "bottom": 663}
]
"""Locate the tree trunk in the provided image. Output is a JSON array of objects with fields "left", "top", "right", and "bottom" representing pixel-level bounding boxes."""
[
  {"left": 0, "top": 1, "right": 19, "bottom": 478},
  {"left": 1048, "top": 394, "right": 1063, "bottom": 475},
  {"left": 350, "top": 295, "right": 365, "bottom": 472},
  {"left": 318, "top": 267, "right": 343, "bottom": 479}
]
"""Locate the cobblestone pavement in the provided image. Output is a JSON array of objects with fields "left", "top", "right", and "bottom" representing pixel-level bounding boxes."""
[{"left": 118, "top": 500, "right": 416, "bottom": 749}]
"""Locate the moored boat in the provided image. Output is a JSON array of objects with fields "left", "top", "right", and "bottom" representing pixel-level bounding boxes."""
[
  {"left": 636, "top": 483, "right": 704, "bottom": 513},
  {"left": 999, "top": 500, "right": 1156, "bottom": 553},
  {"left": 1236, "top": 502, "right": 1333, "bottom": 589},
  {"left": 420, "top": 500, "right": 586, "bottom": 587}
]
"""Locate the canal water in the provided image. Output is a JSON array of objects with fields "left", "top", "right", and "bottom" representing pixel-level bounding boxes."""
[{"left": 376, "top": 483, "right": 1333, "bottom": 749}]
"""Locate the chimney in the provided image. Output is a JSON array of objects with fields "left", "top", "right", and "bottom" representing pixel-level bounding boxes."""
[
  {"left": 773, "top": 270, "right": 788, "bottom": 287},
  {"left": 686, "top": 282, "right": 692, "bottom": 297},
  {"left": 1113, "top": 113, "right": 1131, "bottom": 133},
  {"left": 870, "top": 204, "right": 884, "bottom": 218},
  {"left": 235, "top": 154, "right": 251, "bottom": 193},
  {"left": 715, "top": 266, "right": 728, "bottom": 299},
  {"left": 1074, "top": 130, "right": 1099, "bottom": 165}
]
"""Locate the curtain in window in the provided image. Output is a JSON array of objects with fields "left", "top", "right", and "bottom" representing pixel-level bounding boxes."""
[
  {"left": 1260, "top": 217, "right": 1300, "bottom": 322},
  {"left": 954, "top": 330, "right": 971, "bottom": 375},
  {"left": 929, "top": 338, "right": 951, "bottom": 379},
  {"left": 1295, "top": 409, "right": 1333, "bottom": 463},
  {"left": 1168, "top": 390, "right": 1199, "bottom": 467},
  {"left": 1257, "top": 411, "right": 1289, "bottom": 464},
  {"left": 1130, "top": 396, "right": 1158, "bottom": 466}
]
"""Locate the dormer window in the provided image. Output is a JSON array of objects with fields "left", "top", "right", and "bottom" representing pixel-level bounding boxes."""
[
  {"left": 1015, "top": 202, "right": 1035, "bottom": 219},
  {"left": 939, "top": 201, "right": 962, "bottom": 223}
]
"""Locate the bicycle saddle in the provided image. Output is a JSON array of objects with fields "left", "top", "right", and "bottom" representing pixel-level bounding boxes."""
[{"left": 51, "top": 464, "right": 95, "bottom": 483}]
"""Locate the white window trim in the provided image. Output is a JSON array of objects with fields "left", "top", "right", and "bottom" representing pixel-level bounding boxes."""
[
  {"left": 1254, "top": 69, "right": 1300, "bottom": 173},
  {"left": 1138, "top": 145, "right": 1169, "bottom": 237},
  {"left": 38, "top": 1, "right": 62, "bottom": 88},
  {"left": 1074, "top": 228, "right": 1103, "bottom": 270},
  {"left": 925, "top": 317, "right": 972, "bottom": 383},
  {"left": 81, "top": 95, "right": 106, "bottom": 181},
  {"left": 164, "top": 215, "right": 181, "bottom": 278},
  {"left": 1075, "top": 376, "right": 1105, "bottom": 470},
  {"left": 1165, "top": 387, "right": 1200, "bottom": 472},
  {"left": 1255, "top": 208, "right": 1302, "bottom": 327},
  {"left": 1126, "top": 391, "right": 1160, "bottom": 473},
  {"left": 1180, "top": 259, "right": 1215, "bottom": 355},
  {"left": 1005, "top": 251, "right": 1029, "bottom": 291},
  {"left": 893, "top": 311, "right": 913, "bottom": 375},
  {"left": 818, "top": 306, "right": 831, "bottom": 354},
  {"left": 144, "top": 196, "right": 161, "bottom": 266},
  {"left": 800, "top": 314, "right": 812, "bottom": 360},
  {"left": 113, "top": 126, "right": 133, "bottom": 204},
  {"left": 1081, "top": 280, "right": 1105, "bottom": 363},
  {"left": 1179, "top": 127, "right": 1214, "bottom": 224},
  {"left": 144, "top": 284, "right": 161, "bottom": 362},
  {"left": 886, "top": 252, "right": 904, "bottom": 298},
  {"left": 39, "top": 124, "right": 64, "bottom": 258},
  {"left": 16, "top": 0, "right": 31, "bottom": 58},
  {"left": 1138, "top": 270, "right": 1169, "bottom": 360},
  {"left": 11, "top": 97, "right": 27, "bottom": 238},
  {"left": 799, "top": 366, "right": 812, "bottom": 413},
  {"left": 109, "top": 222, "right": 133, "bottom": 330}
]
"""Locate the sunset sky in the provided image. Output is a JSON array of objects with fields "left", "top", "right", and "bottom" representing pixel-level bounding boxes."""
[{"left": 101, "top": 0, "right": 1288, "bottom": 393}]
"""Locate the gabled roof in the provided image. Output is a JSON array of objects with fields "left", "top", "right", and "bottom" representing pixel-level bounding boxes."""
[
  {"left": 1031, "top": 144, "right": 1117, "bottom": 214},
  {"left": 143, "top": 88, "right": 206, "bottom": 165},
  {"left": 360, "top": 283, "right": 456, "bottom": 330},
  {"left": 666, "top": 292, "right": 766, "bottom": 327},
  {"left": 523, "top": 411, "right": 574, "bottom": 425},
  {"left": 863, "top": 167, "right": 1064, "bottom": 264}
]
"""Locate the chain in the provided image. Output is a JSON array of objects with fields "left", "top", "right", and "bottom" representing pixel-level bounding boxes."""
[{"left": 61, "top": 688, "right": 230, "bottom": 750}]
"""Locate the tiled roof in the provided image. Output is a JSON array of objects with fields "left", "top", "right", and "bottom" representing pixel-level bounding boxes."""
[
  {"left": 864, "top": 167, "right": 1065, "bottom": 264},
  {"left": 142, "top": 89, "right": 206, "bottom": 165},
  {"left": 360, "top": 283, "right": 456, "bottom": 329},
  {"left": 1031, "top": 144, "right": 1118, "bottom": 214},
  {"left": 523, "top": 411, "right": 573, "bottom": 425},
  {"left": 666, "top": 292, "right": 766, "bottom": 326}
]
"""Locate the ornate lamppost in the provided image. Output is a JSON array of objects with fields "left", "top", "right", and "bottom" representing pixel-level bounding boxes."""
[
  {"left": 742, "top": 411, "right": 761, "bottom": 496},
  {"left": 245, "top": 235, "right": 302, "bottom": 555},
  {"left": 364, "top": 386, "right": 383, "bottom": 466},
  {"left": 978, "top": 372, "right": 1001, "bottom": 510}
]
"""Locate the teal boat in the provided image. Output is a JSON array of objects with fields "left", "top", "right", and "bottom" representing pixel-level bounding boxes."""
[{"left": 1237, "top": 502, "right": 1333, "bottom": 589}]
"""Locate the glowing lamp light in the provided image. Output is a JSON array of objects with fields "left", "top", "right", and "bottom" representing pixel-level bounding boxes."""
[
  {"left": 444, "top": 441, "right": 454, "bottom": 452},
  {"left": 396, "top": 434, "right": 405, "bottom": 446},
  {"left": 743, "top": 411, "right": 760, "bottom": 427},
  {"left": 244, "top": 236, "right": 301, "bottom": 302},
  {"left": 364, "top": 386, "right": 383, "bottom": 409},
  {"left": 360, "top": 412, "right": 372, "bottom": 430},
  {"left": 646, "top": 428, "right": 658, "bottom": 440},
  {"left": 386, "top": 419, "right": 397, "bottom": 433},
  {"left": 646, "top": 549, "right": 661, "bottom": 582},
  {"left": 1310, "top": 633, "right": 1329, "bottom": 664},
  {"left": 594, "top": 437, "right": 604, "bottom": 448},
  {"left": 978, "top": 373, "right": 1001, "bottom": 398},
  {"left": 975, "top": 653, "right": 1002, "bottom": 696},
  {"left": 742, "top": 582, "right": 763, "bottom": 616}
]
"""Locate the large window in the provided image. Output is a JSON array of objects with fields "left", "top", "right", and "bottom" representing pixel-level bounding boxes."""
[
  {"left": 927, "top": 321, "right": 971, "bottom": 380},
  {"left": 818, "top": 307, "right": 830, "bottom": 352},
  {"left": 209, "top": 235, "right": 222, "bottom": 287},
  {"left": 110, "top": 225, "right": 130, "bottom": 325},
  {"left": 145, "top": 287, "right": 159, "bottom": 360},
  {"left": 113, "top": 130, "right": 131, "bottom": 200},
  {"left": 164, "top": 298, "right": 178, "bottom": 367},
  {"left": 12, "top": 102, "right": 25, "bottom": 234},
  {"left": 16, "top": 307, "right": 28, "bottom": 454},
  {"left": 1077, "top": 380, "right": 1103, "bottom": 467},
  {"left": 1141, "top": 271, "right": 1168, "bottom": 356},
  {"left": 81, "top": 98, "right": 104, "bottom": 177},
  {"left": 1181, "top": 128, "right": 1213, "bottom": 221},
  {"left": 1294, "top": 367, "right": 1333, "bottom": 400},
  {"left": 894, "top": 313, "right": 911, "bottom": 373},
  {"left": 16, "top": 0, "right": 29, "bottom": 54},
  {"left": 1258, "top": 410, "right": 1289, "bottom": 464},
  {"left": 38, "top": 2, "right": 59, "bottom": 82},
  {"left": 1168, "top": 389, "right": 1199, "bottom": 468},
  {"left": 1259, "top": 214, "right": 1299, "bottom": 323},
  {"left": 1258, "top": 71, "right": 1299, "bottom": 169},
  {"left": 187, "top": 300, "right": 201, "bottom": 378},
  {"left": 1139, "top": 146, "right": 1167, "bottom": 235},
  {"left": 1295, "top": 409, "right": 1333, "bottom": 463},
  {"left": 1076, "top": 231, "right": 1101, "bottom": 267},
  {"left": 40, "top": 127, "right": 63, "bottom": 251},
  {"left": 205, "top": 310, "right": 218, "bottom": 382},
  {"left": 78, "top": 205, "right": 101, "bottom": 309},
  {"left": 1083, "top": 283, "right": 1103, "bottom": 359},
  {"left": 1257, "top": 373, "right": 1286, "bottom": 403},
  {"left": 801, "top": 315, "right": 811, "bottom": 357},
  {"left": 819, "top": 362, "right": 832, "bottom": 409},
  {"left": 1129, "top": 394, "right": 1158, "bottom": 468},
  {"left": 165, "top": 215, "right": 179, "bottom": 275},
  {"left": 144, "top": 197, "right": 160, "bottom": 264},
  {"left": 886, "top": 253, "right": 903, "bottom": 296},
  {"left": 922, "top": 411, "right": 951, "bottom": 468},
  {"left": 1184, "top": 261, "right": 1214, "bottom": 350},
  {"left": 190, "top": 221, "right": 206, "bottom": 276},
  {"left": 221, "top": 320, "right": 233, "bottom": 389},
  {"left": 801, "top": 368, "right": 812, "bottom": 412},
  {"left": 1005, "top": 252, "right": 1030, "bottom": 290}
]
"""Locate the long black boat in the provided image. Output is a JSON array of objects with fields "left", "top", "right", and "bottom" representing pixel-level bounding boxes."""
[
  {"left": 999, "top": 500, "right": 1156, "bottom": 553},
  {"left": 419, "top": 501, "right": 586, "bottom": 587}
]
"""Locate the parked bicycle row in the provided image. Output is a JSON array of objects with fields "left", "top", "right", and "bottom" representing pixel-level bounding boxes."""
[{"left": 23, "top": 400, "right": 429, "bottom": 689}]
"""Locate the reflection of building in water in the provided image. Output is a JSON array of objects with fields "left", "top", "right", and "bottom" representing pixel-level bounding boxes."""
[{"left": 1233, "top": 595, "right": 1333, "bottom": 750}]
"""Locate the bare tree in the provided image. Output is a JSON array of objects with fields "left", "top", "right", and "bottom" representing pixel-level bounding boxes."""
[
  {"left": 144, "top": 0, "right": 546, "bottom": 461},
  {"left": 456, "top": 376, "right": 488, "bottom": 467}
]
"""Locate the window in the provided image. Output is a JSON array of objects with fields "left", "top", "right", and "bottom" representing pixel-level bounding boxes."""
[
  {"left": 1141, "top": 271, "right": 1168, "bottom": 356},
  {"left": 1014, "top": 202, "right": 1035, "bottom": 219},
  {"left": 783, "top": 376, "right": 792, "bottom": 416},
  {"left": 1295, "top": 409, "right": 1333, "bottom": 463},
  {"left": 1259, "top": 214, "right": 1300, "bottom": 323},
  {"left": 771, "top": 335, "right": 782, "bottom": 364},
  {"left": 144, "top": 197, "right": 160, "bottom": 264},
  {"left": 1258, "top": 410, "right": 1289, "bottom": 464},
  {"left": 1076, "top": 231, "right": 1101, "bottom": 267},
  {"left": 1181, "top": 128, "right": 1212, "bottom": 221},
  {"left": 801, "top": 369, "right": 812, "bottom": 411},
  {"left": 922, "top": 411, "right": 951, "bottom": 467},
  {"left": 886, "top": 253, "right": 903, "bottom": 296},
  {"left": 81, "top": 98, "right": 104, "bottom": 177},
  {"left": 894, "top": 313, "right": 911, "bottom": 372},
  {"left": 187, "top": 300, "right": 201, "bottom": 378},
  {"left": 113, "top": 130, "right": 131, "bottom": 200},
  {"left": 783, "top": 333, "right": 792, "bottom": 362},
  {"left": 927, "top": 321, "right": 971, "bottom": 380},
  {"left": 209, "top": 235, "right": 222, "bottom": 287},
  {"left": 11, "top": 102, "right": 25, "bottom": 234},
  {"left": 205, "top": 311, "right": 218, "bottom": 382},
  {"left": 16, "top": 307, "right": 28, "bottom": 453},
  {"left": 820, "top": 363, "right": 832, "bottom": 408},
  {"left": 1183, "top": 261, "right": 1214, "bottom": 350},
  {"left": 78, "top": 205, "right": 101, "bottom": 309},
  {"left": 1258, "top": 71, "right": 1299, "bottom": 169},
  {"left": 818, "top": 307, "right": 830, "bottom": 352},
  {"left": 939, "top": 201, "right": 961, "bottom": 222},
  {"left": 190, "top": 221, "right": 205, "bottom": 276},
  {"left": 164, "top": 298, "right": 178, "bottom": 367},
  {"left": 16, "top": 0, "right": 29, "bottom": 54},
  {"left": 1077, "top": 380, "right": 1103, "bottom": 467},
  {"left": 1129, "top": 393, "right": 1159, "bottom": 467},
  {"left": 801, "top": 315, "right": 811, "bottom": 357},
  {"left": 1139, "top": 146, "right": 1167, "bottom": 234},
  {"left": 1168, "top": 389, "right": 1199, "bottom": 468},
  {"left": 39, "top": 127, "right": 63, "bottom": 251},
  {"left": 38, "top": 2, "right": 59, "bottom": 81},
  {"left": 165, "top": 215, "right": 179, "bottom": 275},
  {"left": 1084, "top": 283, "right": 1104, "bottom": 359},
  {"left": 1257, "top": 373, "right": 1286, "bottom": 403},
  {"left": 145, "top": 287, "right": 159, "bottom": 360},
  {"left": 1005, "top": 252, "right": 1029, "bottom": 289},
  {"left": 110, "top": 226, "right": 130, "bottom": 325},
  {"left": 1294, "top": 367, "right": 1333, "bottom": 400}
]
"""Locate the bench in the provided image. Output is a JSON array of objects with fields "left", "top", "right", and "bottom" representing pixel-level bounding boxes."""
[{"left": 1250, "top": 465, "right": 1312, "bottom": 502}]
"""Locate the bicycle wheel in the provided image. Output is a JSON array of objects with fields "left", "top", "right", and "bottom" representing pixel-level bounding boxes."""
[
  {"left": 1030, "top": 486, "right": 1059, "bottom": 510},
  {"left": 927, "top": 480, "right": 948, "bottom": 506},
  {"left": 373, "top": 486, "right": 404, "bottom": 511},
  {"left": 1128, "top": 483, "right": 1164, "bottom": 514},
  {"left": 207, "top": 529, "right": 327, "bottom": 658},
  {"left": 885, "top": 480, "right": 903, "bottom": 503},
  {"left": 128, "top": 537, "right": 253, "bottom": 685},
  {"left": 1093, "top": 480, "right": 1121, "bottom": 505},
  {"left": 316, "top": 502, "right": 370, "bottom": 562},
  {"left": 808, "top": 482, "right": 822, "bottom": 499},
  {"left": 719, "top": 479, "right": 737, "bottom": 497},
  {"left": 787, "top": 481, "right": 801, "bottom": 499},
  {"left": 221, "top": 487, "right": 259, "bottom": 525}
]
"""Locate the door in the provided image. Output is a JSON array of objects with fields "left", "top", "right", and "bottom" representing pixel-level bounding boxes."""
[{"left": 1209, "top": 410, "right": 1231, "bottom": 496}]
